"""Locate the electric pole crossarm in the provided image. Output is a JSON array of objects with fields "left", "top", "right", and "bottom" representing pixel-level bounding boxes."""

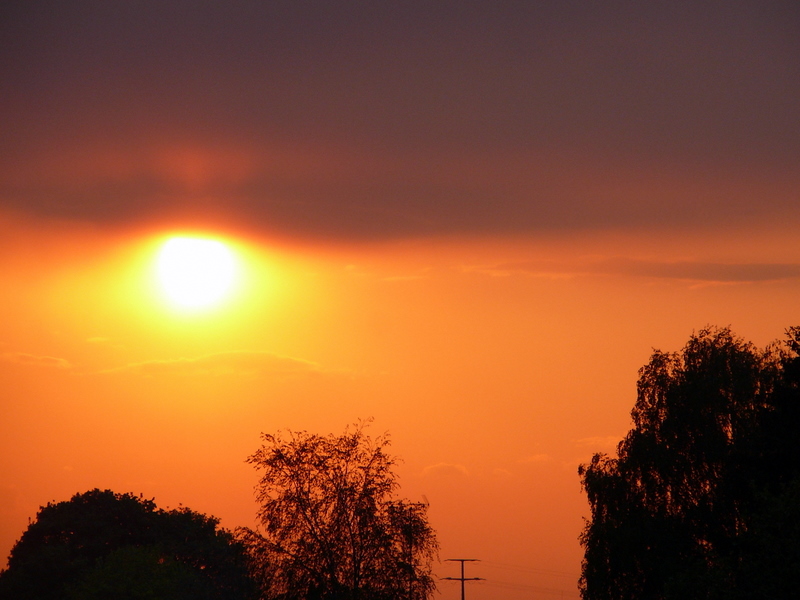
[{"left": 443, "top": 558, "right": 482, "bottom": 600}]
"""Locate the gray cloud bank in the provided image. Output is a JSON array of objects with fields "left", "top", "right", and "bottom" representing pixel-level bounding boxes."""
[{"left": 1, "top": 1, "right": 798, "bottom": 240}]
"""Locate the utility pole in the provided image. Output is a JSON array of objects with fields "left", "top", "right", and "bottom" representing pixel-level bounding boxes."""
[{"left": 443, "top": 558, "right": 483, "bottom": 600}]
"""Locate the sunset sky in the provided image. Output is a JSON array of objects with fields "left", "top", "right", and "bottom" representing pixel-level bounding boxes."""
[{"left": 2, "top": 2, "right": 799, "bottom": 597}]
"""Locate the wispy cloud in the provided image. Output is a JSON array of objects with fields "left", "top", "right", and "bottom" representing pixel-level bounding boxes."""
[
  {"left": 1, "top": 352, "right": 71, "bottom": 369},
  {"left": 421, "top": 462, "right": 469, "bottom": 478},
  {"left": 518, "top": 453, "right": 553, "bottom": 464},
  {"left": 468, "top": 258, "right": 800, "bottom": 284},
  {"left": 492, "top": 468, "right": 515, "bottom": 480},
  {"left": 604, "top": 258, "right": 800, "bottom": 283},
  {"left": 463, "top": 260, "right": 575, "bottom": 279},
  {"left": 101, "top": 351, "right": 330, "bottom": 378}
]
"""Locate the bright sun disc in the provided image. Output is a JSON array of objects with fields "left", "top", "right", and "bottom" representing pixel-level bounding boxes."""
[{"left": 157, "top": 236, "right": 238, "bottom": 309}]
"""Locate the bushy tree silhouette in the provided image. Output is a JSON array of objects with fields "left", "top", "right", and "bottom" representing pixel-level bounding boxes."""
[
  {"left": 579, "top": 326, "right": 800, "bottom": 599},
  {"left": 0, "top": 488, "right": 257, "bottom": 600},
  {"left": 240, "top": 421, "right": 438, "bottom": 600}
]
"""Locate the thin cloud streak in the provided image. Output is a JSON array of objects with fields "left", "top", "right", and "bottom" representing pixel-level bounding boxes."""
[
  {"left": 469, "top": 258, "right": 800, "bottom": 284},
  {"left": 100, "top": 351, "right": 330, "bottom": 378},
  {"left": 0, "top": 352, "right": 72, "bottom": 369}
]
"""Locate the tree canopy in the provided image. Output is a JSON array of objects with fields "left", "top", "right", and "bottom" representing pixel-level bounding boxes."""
[
  {"left": 579, "top": 326, "right": 800, "bottom": 599},
  {"left": 241, "top": 421, "right": 438, "bottom": 600},
  {"left": 0, "top": 488, "right": 257, "bottom": 600}
]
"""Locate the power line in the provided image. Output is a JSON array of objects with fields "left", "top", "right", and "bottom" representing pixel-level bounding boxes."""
[
  {"left": 442, "top": 558, "right": 484, "bottom": 600},
  {"left": 481, "top": 559, "right": 577, "bottom": 579},
  {"left": 481, "top": 578, "right": 581, "bottom": 599},
  {"left": 453, "top": 560, "right": 581, "bottom": 598}
]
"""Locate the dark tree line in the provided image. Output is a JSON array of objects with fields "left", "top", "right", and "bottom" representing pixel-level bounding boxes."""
[
  {"left": 0, "top": 489, "right": 257, "bottom": 600},
  {"left": 579, "top": 326, "right": 800, "bottom": 599},
  {"left": 0, "top": 424, "right": 437, "bottom": 600}
]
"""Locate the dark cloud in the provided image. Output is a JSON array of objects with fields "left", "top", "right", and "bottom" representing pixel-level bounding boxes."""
[{"left": 2, "top": 1, "right": 798, "bottom": 240}]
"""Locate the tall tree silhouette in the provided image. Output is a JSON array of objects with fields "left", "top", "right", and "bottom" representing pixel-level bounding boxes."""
[
  {"left": 579, "top": 326, "right": 800, "bottom": 599},
  {"left": 240, "top": 421, "right": 438, "bottom": 600}
]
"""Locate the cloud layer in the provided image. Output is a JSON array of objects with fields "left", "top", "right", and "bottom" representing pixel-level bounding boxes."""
[{"left": 1, "top": 1, "right": 798, "bottom": 241}]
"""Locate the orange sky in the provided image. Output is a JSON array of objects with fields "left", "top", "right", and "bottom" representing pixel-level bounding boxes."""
[
  {"left": 2, "top": 213, "right": 799, "bottom": 598},
  {"left": 2, "top": 2, "right": 799, "bottom": 598}
]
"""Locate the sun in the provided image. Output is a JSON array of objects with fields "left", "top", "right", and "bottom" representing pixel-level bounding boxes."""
[{"left": 156, "top": 236, "right": 239, "bottom": 310}]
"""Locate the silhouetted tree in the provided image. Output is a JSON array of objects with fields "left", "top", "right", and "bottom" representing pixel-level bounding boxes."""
[
  {"left": 240, "top": 421, "right": 438, "bottom": 600},
  {"left": 0, "top": 488, "right": 258, "bottom": 600},
  {"left": 578, "top": 326, "right": 800, "bottom": 599}
]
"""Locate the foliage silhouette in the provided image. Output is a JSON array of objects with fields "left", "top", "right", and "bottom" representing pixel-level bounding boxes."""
[
  {"left": 240, "top": 420, "right": 438, "bottom": 600},
  {"left": 0, "top": 488, "right": 257, "bottom": 600},
  {"left": 579, "top": 326, "right": 800, "bottom": 599}
]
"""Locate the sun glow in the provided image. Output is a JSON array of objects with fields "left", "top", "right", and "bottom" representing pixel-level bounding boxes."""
[{"left": 156, "top": 236, "right": 239, "bottom": 310}]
